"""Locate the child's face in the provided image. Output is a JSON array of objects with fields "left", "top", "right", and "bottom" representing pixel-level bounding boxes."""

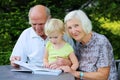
[{"left": 48, "top": 32, "right": 63, "bottom": 45}]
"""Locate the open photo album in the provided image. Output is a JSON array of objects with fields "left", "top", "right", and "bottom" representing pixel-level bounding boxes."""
[{"left": 11, "top": 61, "right": 62, "bottom": 76}]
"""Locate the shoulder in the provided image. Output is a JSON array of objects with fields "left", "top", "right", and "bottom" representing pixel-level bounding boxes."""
[
  {"left": 46, "top": 41, "right": 52, "bottom": 48},
  {"left": 46, "top": 41, "right": 51, "bottom": 45},
  {"left": 92, "top": 32, "right": 110, "bottom": 44},
  {"left": 92, "top": 32, "right": 112, "bottom": 50},
  {"left": 20, "top": 27, "right": 32, "bottom": 36},
  {"left": 63, "top": 43, "right": 74, "bottom": 54},
  {"left": 21, "top": 27, "right": 32, "bottom": 34},
  {"left": 66, "top": 42, "right": 73, "bottom": 47},
  {"left": 16, "top": 27, "right": 32, "bottom": 40},
  {"left": 65, "top": 42, "right": 74, "bottom": 50},
  {"left": 20, "top": 27, "right": 38, "bottom": 39}
]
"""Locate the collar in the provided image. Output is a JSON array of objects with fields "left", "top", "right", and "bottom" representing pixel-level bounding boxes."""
[
  {"left": 30, "top": 27, "right": 40, "bottom": 38},
  {"left": 30, "top": 27, "right": 48, "bottom": 41},
  {"left": 77, "top": 32, "right": 95, "bottom": 48}
]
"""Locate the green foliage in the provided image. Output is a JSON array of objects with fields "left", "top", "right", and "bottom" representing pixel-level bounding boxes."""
[
  {"left": 0, "top": 52, "right": 11, "bottom": 65},
  {"left": 101, "top": 19, "right": 120, "bottom": 59},
  {"left": 92, "top": 17, "right": 120, "bottom": 59},
  {"left": 0, "top": 10, "right": 29, "bottom": 65},
  {"left": 0, "top": 0, "right": 120, "bottom": 65},
  {"left": 0, "top": 11, "right": 29, "bottom": 52},
  {"left": 101, "top": 20, "right": 120, "bottom": 36},
  {"left": 85, "top": 0, "right": 120, "bottom": 21}
]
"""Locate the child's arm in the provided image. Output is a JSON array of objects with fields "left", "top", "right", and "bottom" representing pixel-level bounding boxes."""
[
  {"left": 43, "top": 48, "right": 49, "bottom": 68},
  {"left": 69, "top": 52, "right": 79, "bottom": 70}
]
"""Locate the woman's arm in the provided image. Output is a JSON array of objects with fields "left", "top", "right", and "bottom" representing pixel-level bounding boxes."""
[
  {"left": 60, "top": 66, "right": 110, "bottom": 80},
  {"left": 83, "top": 67, "right": 110, "bottom": 80}
]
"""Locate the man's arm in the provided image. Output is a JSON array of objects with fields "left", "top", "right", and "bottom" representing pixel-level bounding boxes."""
[{"left": 10, "top": 29, "right": 28, "bottom": 68}]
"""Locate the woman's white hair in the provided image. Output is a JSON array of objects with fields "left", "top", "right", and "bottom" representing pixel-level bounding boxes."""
[{"left": 64, "top": 10, "right": 92, "bottom": 34}]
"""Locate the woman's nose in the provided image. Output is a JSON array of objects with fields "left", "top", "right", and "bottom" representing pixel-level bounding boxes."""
[{"left": 71, "top": 28, "right": 76, "bottom": 34}]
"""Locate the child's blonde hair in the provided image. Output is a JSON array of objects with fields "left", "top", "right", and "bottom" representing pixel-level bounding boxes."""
[{"left": 44, "top": 18, "right": 65, "bottom": 36}]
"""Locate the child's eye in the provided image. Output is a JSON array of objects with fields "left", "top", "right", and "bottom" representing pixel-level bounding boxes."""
[
  {"left": 67, "top": 26, "right": 72, "bottom": 29},
  {"left": 54, "top": 37, "right": 58, "bottom": 39},
  {"left": 49, "top": 37, "right": 52, "bottom": 39}
]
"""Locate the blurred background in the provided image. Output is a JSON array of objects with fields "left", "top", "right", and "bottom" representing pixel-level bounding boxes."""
[{"left": 0, "top": 0, "right": 120, "bottom": 65}]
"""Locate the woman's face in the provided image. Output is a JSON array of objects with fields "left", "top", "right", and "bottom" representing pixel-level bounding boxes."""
[{"left": 66, "top": 18, "right": 86, "bottom": 42}]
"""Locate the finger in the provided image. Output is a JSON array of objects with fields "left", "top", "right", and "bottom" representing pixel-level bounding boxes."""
[
  {"left": 14, "top": 56, "right": 21, "bottom": 61},
  {"left": 11, "top": 61, "right": 19, "bottom": 68},
  {"left": 15, "top": 56, "right": 21, "bottom": 61},
  {"left": 11, "top": 56, "right": 20, "bottom": 61},
  {"left": 49, "top": 64, "right": 58, "bottom": 69},
  {"left": 11, "top": 57, "right": 16, "bottom": 61}
]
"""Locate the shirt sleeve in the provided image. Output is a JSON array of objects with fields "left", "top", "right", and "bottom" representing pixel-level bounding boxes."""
[
  {"left": 45, "top": 41, "right": 51, "bottom": 49},
  {"left": 96, "top": 36, "right": 113, "bottom": 68},
  {"left": 10, "top": 31, "right": 27, "bottom": 62}
]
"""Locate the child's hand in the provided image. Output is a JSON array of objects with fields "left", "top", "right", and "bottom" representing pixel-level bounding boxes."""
[
  {"left": 44, "top": 62, "right": 50, "bottom": 68},
  {"left": 49, "top": 63, "right": 59, "bottom": 69},
  {"left": 51, "top": 56, "right": 71, "bottom": 66}
]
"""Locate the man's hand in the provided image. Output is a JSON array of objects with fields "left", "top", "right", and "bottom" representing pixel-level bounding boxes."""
[
  {"left": 10, "top": 56, "right": 21, "bottom": 68},
  {"left": 49, "top": 57, "right": 72, "bottom": 69}
]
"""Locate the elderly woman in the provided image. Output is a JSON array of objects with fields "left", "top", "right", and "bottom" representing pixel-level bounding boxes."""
[{"left": 60, "top": 10, "right": 118, "bottom": 80}]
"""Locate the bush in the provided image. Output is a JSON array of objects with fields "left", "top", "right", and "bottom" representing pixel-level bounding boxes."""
[{"left": 0, "top": 11, "right": 29, "bottom": 65}]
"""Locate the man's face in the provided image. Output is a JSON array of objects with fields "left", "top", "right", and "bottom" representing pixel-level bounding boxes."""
[{"left": 30, "top": 16, "right": 47, "bottom": 37}]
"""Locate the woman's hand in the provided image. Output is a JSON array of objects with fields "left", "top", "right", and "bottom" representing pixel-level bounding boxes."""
[{"left": 59, "top": 66, "right": 72, "bottom": 73}]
